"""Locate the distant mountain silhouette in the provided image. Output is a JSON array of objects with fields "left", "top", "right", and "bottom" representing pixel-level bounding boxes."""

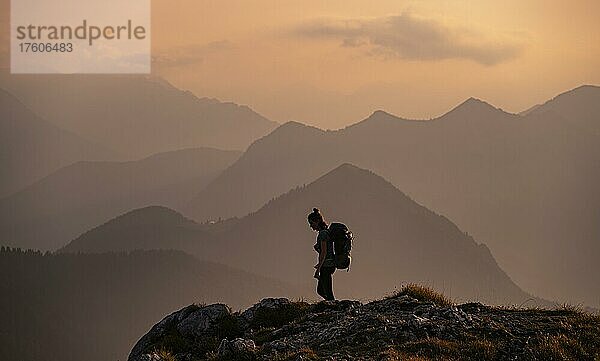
[
  {"left": 184, "top": 98, "right": 523, "bottom": 222},
  {"left": 205, "top": 163, "right": 535, "bottom": 305},
  {"left": 186, "top": 121, "right": 340, "bottom": 222},
  {"left": 64, "top": 164, "right": 535, "bottom": 306},
  {"left": 0, "top": 88, "right": 114, "bottom": 198},
  {"left": 59, "top": 206, "right": 209, "bottom": 254},
  {"left": 522, "top": 84, "right": 600, "bottom": 134},
  {"left": 0, "top": 247, "right": 295, "bottom": 361},
  {"left": 0, "top": 148, "right": 239, "bottom": 250},
  {"left": 445, "top": 97, "right": 507, "bottom": 117},
  {"left": 183, "top": 86, "right": 600, "bottom": 307},
  {"left": 0, "top": 75, "right": 278, "bottom": 158}
]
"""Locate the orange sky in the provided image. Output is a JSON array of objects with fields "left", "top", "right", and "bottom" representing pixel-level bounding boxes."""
[{"left": 2, "top": 0, "right": 600, "bottom": 128}]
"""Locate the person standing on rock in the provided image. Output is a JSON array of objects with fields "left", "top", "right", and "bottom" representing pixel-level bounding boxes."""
[{"left": 308, "top": 208, "right": 336, "bottom": 301}]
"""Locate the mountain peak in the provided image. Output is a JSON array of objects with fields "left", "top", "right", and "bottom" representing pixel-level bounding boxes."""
[
  {"left": 313, "top": 163, "right": 387, "bottom": 186},
  {"left": 90, "top": 205, "right": 198, "bottom": 230},
  {"left": 330, "top": 162, "right": 362, "bottom": 172},
  {"left": 278, "top": 120, "right": 314, "bottom": 130},
  {"left": 259, "top": 120, "right": 322, "bottom": 136},
  {"left": 59, "top": 206, "right": 199, "bottom": 253},
  {"left": 523, "top": 84, "right": 600, "bottom": 121},
  {"left": 457, "top": 97, "right": 496, "bottom": 111},
  {"left": 546, "top": 84, "right": 600, "bottom": 104},
  {"left": 365, "top": 109, "right": 405, "bottom": 122},
  {"left": 247, "top": 121, "right": 324, "bottom": 148},
  {"left": 115, "top": 205, "right": 190, "bottom": 222},
  {"left": 369, "top": 109, "right": 395, "bottom": 118},
  {"left": 441, "top": 96, "right": 511, "bottom": 119},
  {"left": 342, "top": 109, "right": 410, "bottom": 131}
]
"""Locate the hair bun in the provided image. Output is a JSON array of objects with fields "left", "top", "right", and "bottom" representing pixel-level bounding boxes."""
[{"left": 313, "top": 208, "right": 320, "bottom": 213}]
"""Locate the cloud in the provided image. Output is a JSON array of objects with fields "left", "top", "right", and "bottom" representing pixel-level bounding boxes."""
[
  {"left": 152, "top": 40, "right": 234, "bottom": 68},
  {"left": 293, "top": 12, "right": 523, "bottom": 66}
]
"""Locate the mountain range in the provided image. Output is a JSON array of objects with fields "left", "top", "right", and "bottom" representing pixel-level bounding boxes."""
[
  {"left": 183, "top": 85, "right": 600, "bottom": 306},
  {"left": 62, "top": 164, "right": 538, "bottom": 306},
  {"left": 2, "top": 80, "right": 597, "bottom": 307},
  {"left": 0, "top": 75, "right": 278, "bottom": 159},
  {"left": 0, "top": 147, "right": 240, "bottom": 250},
  {"left": 3, "top": 80, "right": 596, "bottom": 361}
]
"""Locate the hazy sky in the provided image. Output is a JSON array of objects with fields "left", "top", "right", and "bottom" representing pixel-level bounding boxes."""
[{"left": 2, "top": 0, "right": 599, "bottom": 128}]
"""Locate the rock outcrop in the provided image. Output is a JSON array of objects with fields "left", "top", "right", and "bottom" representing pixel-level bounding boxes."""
[{"left": 129, "top": 286, "right": 600, "bottom": 361}]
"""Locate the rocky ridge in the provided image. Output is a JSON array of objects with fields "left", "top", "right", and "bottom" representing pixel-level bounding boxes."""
[{"left": 129, "top": 286, "right": 600, "bottom": 361}]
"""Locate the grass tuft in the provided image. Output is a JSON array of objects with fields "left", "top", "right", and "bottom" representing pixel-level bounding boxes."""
[{"left": 388, "top": 283, "right": 454, "bottom": 307}]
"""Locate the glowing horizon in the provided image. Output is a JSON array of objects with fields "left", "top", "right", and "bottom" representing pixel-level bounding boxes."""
[{"left": 1, "top": 0, "right": 599, "bottom": 128}]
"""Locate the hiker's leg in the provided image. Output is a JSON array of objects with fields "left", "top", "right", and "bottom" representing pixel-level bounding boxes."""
[
  {"left": 323, "top": 267, "right": 335, "bottom": 301},
  {"left": 328, "top": 268, "right": 335, "bottom": 300},
  {"left": 316, "top": 275, "right": 326, "bottom": 299}
]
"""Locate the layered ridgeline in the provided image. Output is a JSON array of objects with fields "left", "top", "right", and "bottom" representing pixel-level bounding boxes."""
[
  {"left": 128, "top": 286, "right": 600, "bottom": 361},
  {"left": 63, "top": 164, "right": 536, "bottom": 306},
  {"left": 0, "top": 147, "right": 240, "bottom": 251},
  {"left": 59, "top": 206, "right": 208, "bottom": 254},
  {"left": 0, "top": 75, "right": 278, "bottom": 158},
  {"left": 0, "top": 247, "right": 296, "bottom": 361},
  {"left": 522, "top": 84, "right": 600, "bottom": 134},
  {"left": 183, "top": 85, "right": 600, "bottom": 307},
  {"left": 0, "top": 88, "right": 114, "bottom": 198}
]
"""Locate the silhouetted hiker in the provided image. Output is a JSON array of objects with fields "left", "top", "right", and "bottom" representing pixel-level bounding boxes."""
[{"left": 308, "top": 208, "right": 336, "bottom": 301}]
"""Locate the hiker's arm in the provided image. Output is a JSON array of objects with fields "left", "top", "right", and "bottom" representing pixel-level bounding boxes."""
[{"left": 316, "top": 238, "right": 327, "bottom": 270}]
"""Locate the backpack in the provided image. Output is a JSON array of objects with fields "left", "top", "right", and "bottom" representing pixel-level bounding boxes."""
[{"left": 328, "top": 222, "right": 353, "bottom": 270}]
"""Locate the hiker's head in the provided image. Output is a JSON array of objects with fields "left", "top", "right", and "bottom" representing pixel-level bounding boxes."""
[{"left": 307, "top": 208, "right": 327, "bottom": 230}]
